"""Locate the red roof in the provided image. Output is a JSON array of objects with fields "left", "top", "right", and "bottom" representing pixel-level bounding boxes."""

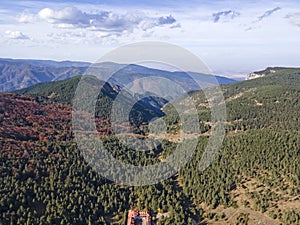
[{"left": 127, "top": 210, "right": 151, "bottom": 225}]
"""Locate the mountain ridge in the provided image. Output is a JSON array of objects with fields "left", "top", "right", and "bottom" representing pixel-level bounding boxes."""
[
  {"left": 246, "top": 67, "right": 300, "bottom": 80},
  {"left": 0, "top": 58, "right": 237, "bottom": 92}
]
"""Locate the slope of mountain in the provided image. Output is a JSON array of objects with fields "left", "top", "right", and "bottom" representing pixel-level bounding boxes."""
[
  {"left": 0, "top": 58, "right": 237, "bottom": 93},
  {"left": 164, "top": 67, "right": 300, "bottom": 135},
  {"left": 0, "top": 67, "right": 299, "bottom": 225},
  {"left": 246, "top": 67, "right": 300, "bottom": 80},
  {"left": 163, "top": 67, "right": 300, "bottom": 224},
  {"left": 14, "top": 76, "right": 166, "bottom": 126}
]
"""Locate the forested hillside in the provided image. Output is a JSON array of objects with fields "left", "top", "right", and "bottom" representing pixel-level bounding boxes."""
[
  {"left": 15, "top": 76, "right": 165, "bottom": 127},
  {"left": 0, "top": 69, "right": 299, "bottom": 224}
]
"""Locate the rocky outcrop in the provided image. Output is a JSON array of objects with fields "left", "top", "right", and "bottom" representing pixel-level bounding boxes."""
[{"left": 246, "top": 67, "right": 278, "bottom": 80}]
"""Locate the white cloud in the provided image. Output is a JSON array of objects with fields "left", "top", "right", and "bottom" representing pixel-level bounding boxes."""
[
  {"left": 17, "top": 12, "right": 37, "bottom": 23},
  {"left": 257, "top": 7, "right": 281, "bottom": 22},
  {"left": 158, "top": 15, "right": 176, "bottom": 25},
  {"left": 245, "top": 7, "right": 282, "bottom": 31},
  {"left": 138, "top": 15, "right": 179, "bottom": 31},
  {"left": 5, "top": 30, "right": 29, "bottom": 40},
  {"left": 38, "top": 7, "right": 91, "bottom": 26},
  {"left": 34, "top": 7, "right": 177, "bottom": 36},
  {"left": 2, "top": 1, "right": 300, "bottom": 73},
  {"left": 287, "top": 12, "right": 300, "bottom": 26},
  {"left": 212, "top": 10, "right": 240, "bottom": 23}
]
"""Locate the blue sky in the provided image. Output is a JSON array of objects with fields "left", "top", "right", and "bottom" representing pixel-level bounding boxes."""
[{"left": 1, "top": 0, "right": 300, "bottom": 76}]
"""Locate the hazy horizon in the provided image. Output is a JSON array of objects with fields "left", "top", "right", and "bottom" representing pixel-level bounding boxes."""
[{"left": 1, "top": 0, "right": 300, "bottom": 76}]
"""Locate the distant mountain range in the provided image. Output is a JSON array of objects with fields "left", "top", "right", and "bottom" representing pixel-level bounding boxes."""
[
  {"left": 0, "top": 58, "right": 91, "bottom": 68},
  {"left": 0, "top": 58, "right": 237, "bottom": 92},
  {"left": 0, "top": 58, "right": 89, "bottom": 92}
]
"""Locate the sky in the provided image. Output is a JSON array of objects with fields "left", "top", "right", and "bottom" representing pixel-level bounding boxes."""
[{"left": 1, "top": 0, "right": 300, "bottom": 77}]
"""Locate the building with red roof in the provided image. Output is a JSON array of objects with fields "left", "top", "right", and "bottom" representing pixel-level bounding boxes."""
[{"left": 127, "top": 210, "right": 151, "bottom": 225}]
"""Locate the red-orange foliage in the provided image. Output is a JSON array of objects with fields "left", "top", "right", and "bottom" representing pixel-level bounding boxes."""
[{"left": 0, "top": 93, "right": 113, "bottom": 158}]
